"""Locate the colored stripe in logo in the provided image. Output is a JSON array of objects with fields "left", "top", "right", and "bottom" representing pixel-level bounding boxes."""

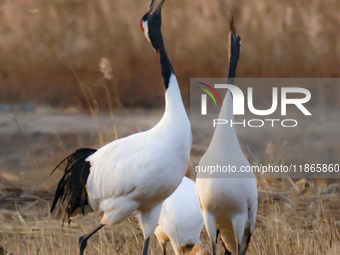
[
  {"left": 196, "top": 82, "right": 222, "bottom": 105},
  {"left": 196, "top": 87, "right": 217, "bottom": 106}
]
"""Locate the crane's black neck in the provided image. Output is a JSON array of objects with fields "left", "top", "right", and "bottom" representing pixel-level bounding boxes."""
[
  {"left": 227, "top": 52, "right": 238, "bottom": 85},
  {"left": 157, "top": 42, "right": 174, "bottom": 90},
  {"left": 146, "top": 8, "right": 174, "bottom": 90}
]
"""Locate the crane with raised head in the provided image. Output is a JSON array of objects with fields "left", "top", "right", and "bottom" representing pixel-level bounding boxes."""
[
  {"left": 196, "top": 15, "right": 258, "bottom": 255},
  {"left": 50, "top": 1, "right": 191, "bottom": 254}
]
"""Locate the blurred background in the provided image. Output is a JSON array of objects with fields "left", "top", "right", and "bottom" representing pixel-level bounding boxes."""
[{"left": 0, "top": 0, "right": 339, "bottom": 108}]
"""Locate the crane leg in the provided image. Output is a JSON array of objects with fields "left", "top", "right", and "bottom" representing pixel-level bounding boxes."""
[
  {"left": 142, "top": 237, "right": 150, "bottom": 255},
  {"left": 211, "top": 241, "right": 216, "bottom": 255},
  {"left": 79, "top": 224, "right": 105, "bottom": 255}
]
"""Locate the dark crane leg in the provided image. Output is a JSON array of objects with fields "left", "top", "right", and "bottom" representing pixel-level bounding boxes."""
[{"left": 142, "top": 237, "right": 150, "bottom": 255}]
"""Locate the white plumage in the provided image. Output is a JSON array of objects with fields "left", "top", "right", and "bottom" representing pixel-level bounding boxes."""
[
  {"left": 86, "top": 74, "right": 191, "bottom": 237},
  {"left": 196, "top": 16, "right": 258, "bottom": 255},
  {"left": 154, "top": 177, "right": 208, "bottom": 255},
  {"left": 51, "top": 1, "right": 191, "bottom": 254}
]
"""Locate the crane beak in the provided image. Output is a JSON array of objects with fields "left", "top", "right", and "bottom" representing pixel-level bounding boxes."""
[
  {"left": 149, "top": 0, "right": 156, "bottom": 12},
  {"left": 229, "top": 12, "right": 237, "bottom": 35},
  {"left": 149, "top": 0, "right": 165, "bottom": 14}
]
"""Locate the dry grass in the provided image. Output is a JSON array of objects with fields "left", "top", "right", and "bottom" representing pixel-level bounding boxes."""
[
  {"left": 1, "top": 116, "right": 339, "bottom": 254},
  {"left": 251, "top": 180, "right": 340, "bottom": 255},
  {"left": 0, "top": 196, "right": 159, "bottom": 255},
  {"left": 0, "top": 179, "right": 339, "bottom": 254},
  {"left": 1, "top": 106, "right": 339, "bottom": 254},
  {"left": 0, "top": 0, "right": 339, "bottom": 108}
]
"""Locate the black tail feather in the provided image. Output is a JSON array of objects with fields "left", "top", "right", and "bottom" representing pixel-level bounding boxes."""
[{"left": 50, "top": 148, "right": 97, "bottom": 222}]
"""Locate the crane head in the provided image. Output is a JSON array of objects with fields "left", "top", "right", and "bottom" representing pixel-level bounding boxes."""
[
  {"left": 140, "top": 0, "right": 165, "bottom": 51},
  {"left": 229, "top": 13, "right": 241, "bottom": 64},
  {"left": 228, "top": 13, "right": 241, "bottom": 81}
]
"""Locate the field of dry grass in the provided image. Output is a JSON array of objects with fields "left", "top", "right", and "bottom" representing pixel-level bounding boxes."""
[
  {"left": 0, "top": 106, "right": 339, "bottom": 254},
  {"left": 0, "top": 0, "right": 339, "bottom": 108},
  {"left": 1, "top": 173, "right": 340, "bottom": 254}
]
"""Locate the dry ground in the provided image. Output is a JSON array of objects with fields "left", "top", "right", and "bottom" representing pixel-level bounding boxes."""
[
  {"left": 0, "top": 108, "right": 339, "bottom": 254},
  {"left": 1, "top": 177, "right": 339, "bottom": 254}
]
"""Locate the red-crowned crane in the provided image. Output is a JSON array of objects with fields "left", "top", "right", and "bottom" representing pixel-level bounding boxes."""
[
  {"left": 50, "top": 1, "right": 191, "bottom": 254},
  {"left": 196, "top": 15, "right": 258, "bottom": 255},
  {"left": 155, "top": 177, "right": 210, "bottom": 255}
]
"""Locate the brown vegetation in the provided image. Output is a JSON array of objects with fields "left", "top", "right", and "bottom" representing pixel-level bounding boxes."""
[
  {"left": 0, "top": 107, "right": 339, "bottom": 254},
  {"left": 0, "top": 0, "right": 339, "bottom": 108},
  {"left": 1, "top": 176, "right": 339, "bottom": 254}
]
